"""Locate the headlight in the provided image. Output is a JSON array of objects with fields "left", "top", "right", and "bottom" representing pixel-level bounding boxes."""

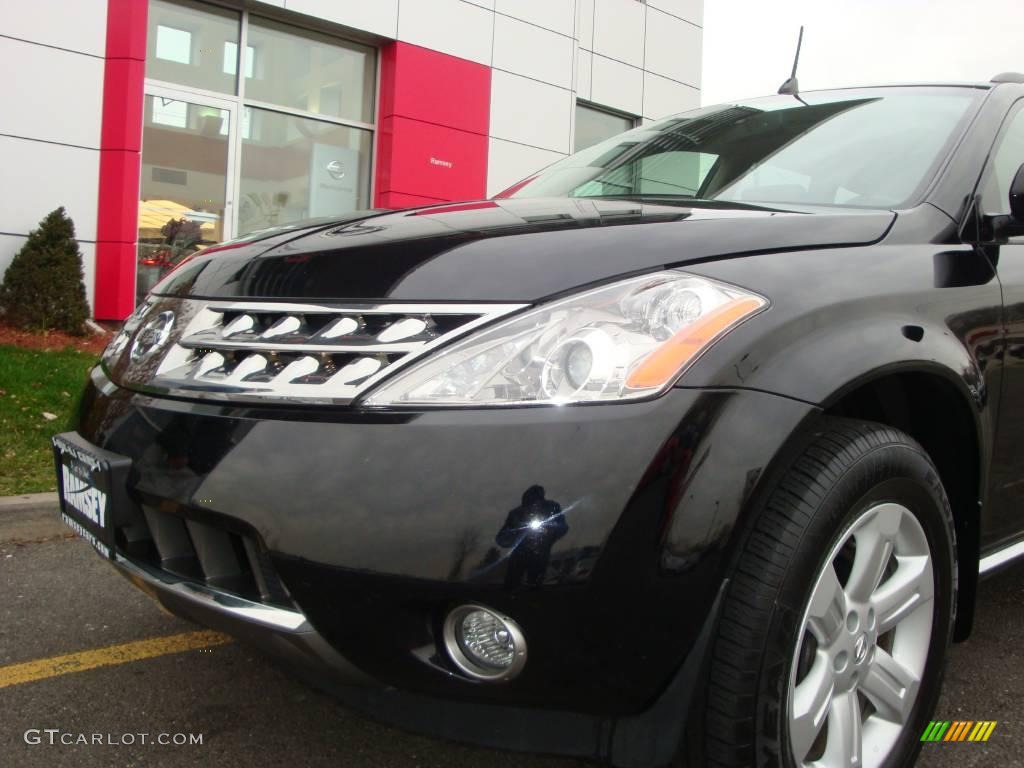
[
  {"left": 101, "top": 297, "right": 156, "bottom": 365},
  {"left": 361, "top": 271, "right": 767, "bottom": 407}
]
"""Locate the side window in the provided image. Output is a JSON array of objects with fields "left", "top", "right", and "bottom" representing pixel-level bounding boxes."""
[{"left": 981, "top": 102, "right": 1024, "bottom": 214}]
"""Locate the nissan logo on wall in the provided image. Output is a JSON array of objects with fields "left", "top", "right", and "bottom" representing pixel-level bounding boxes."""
[{"left": 325, "top": 160, "right": 346, "bottom": 180}]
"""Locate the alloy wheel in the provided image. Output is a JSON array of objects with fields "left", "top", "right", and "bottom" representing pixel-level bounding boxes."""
[{"left": 788, "top": 502, "right": 935, "bottom": 767}]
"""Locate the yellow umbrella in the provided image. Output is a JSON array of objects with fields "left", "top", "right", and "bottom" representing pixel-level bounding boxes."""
[{"left": 138, "top": 199, "right": 219, "bottom": 240}]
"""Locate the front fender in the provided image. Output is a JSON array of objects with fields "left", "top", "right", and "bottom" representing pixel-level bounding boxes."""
[
  {"left": 675, "top": 244, "right": 1002, "bottom": 640},
  {"left": 677, "top": 244, "right": 1000, "bottom": 455}
]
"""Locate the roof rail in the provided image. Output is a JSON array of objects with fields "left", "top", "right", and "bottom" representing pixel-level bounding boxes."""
[{"left": 991, "top": 72, "right": 1024, "bottom": 84}]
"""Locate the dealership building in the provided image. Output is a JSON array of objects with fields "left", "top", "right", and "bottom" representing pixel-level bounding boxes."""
[{"left": 1, "top": 0, "right": 703, "bottom": 320}]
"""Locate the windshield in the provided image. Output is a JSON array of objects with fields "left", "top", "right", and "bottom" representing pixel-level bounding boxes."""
[{"left": 498, "top": 87, "right": 983, "bottom": 209}]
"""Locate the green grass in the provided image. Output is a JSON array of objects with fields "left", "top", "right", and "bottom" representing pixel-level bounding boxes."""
[{"left": 0, "top": 345, "right": 97, "bottom": 495}]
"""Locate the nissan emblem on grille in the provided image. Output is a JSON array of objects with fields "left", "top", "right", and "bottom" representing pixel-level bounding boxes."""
[{"left": 130, "top": 310, "right": 176, "bottom": 363}]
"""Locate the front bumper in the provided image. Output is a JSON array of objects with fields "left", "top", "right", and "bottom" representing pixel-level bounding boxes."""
[
  {"left": 108, "top": 552, "right": 374, "bottom": 686},
  {"left": 104, "top": 526, "right": 731, "bottom": 766},
  {"left": 70, "top": 366, "right": 817, "bottom": 761}
]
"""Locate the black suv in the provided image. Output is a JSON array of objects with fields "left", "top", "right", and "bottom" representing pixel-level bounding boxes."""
[{"left": 55, "top": 77, "right": 1024, "bottom": 768}]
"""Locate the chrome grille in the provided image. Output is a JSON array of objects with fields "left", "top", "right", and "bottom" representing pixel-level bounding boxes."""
[{"left": 111, "top": 299, "right": 525, "bottom": 404}]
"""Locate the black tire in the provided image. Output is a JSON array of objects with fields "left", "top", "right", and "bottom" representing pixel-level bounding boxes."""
[{"left": 690, "top": 417, "right": 957, "bottom": 768}]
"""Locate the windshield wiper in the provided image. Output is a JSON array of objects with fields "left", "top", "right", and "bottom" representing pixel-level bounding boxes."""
[{"left": 574, "top": 194, "right": 793, "bottom": 213}]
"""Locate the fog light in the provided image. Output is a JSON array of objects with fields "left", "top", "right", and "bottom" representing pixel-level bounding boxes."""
[{"left": 443, "top": 605, "right": 527, "bottom": 681}]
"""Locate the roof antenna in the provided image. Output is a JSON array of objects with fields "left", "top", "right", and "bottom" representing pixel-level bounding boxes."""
[{"left": 777, "top": 26, "right": 807, "bottom": 103}]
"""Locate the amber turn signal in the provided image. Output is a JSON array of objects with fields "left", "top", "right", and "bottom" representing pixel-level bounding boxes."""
[{"left": 626, "top": 297, "right": 766, "bottom": 389}]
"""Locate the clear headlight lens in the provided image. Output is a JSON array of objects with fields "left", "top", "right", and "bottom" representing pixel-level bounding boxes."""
[
  {"left": 100, "top": 297, "right": 155, "bottom": 365},
  {"left": 362, "top": 271, "right": 767, "bottom": 407}
]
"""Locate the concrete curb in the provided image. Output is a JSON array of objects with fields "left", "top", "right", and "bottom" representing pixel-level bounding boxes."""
[
  {"left": 0, "top": 493, "right": 66, "bottom": 544},
  {"left": 0, "top": 492, "right": 59, "bottom": 513}
]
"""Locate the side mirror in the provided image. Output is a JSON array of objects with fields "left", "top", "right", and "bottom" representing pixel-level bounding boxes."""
[
  {"left": 985, "top": 162, "right": 1024, "bottom": 240},
  {"left": 1010, "top": 162, "right": 1024, "bottom": 221}
]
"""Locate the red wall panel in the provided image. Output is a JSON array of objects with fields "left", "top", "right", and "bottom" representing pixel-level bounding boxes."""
[
  {"left": 378, "top": 43, "right": 491, "bottom": 135},
  {"left": 95, "top": 150, "right": 142, "bottom": 243},
  {"left": 99, "top": 59, "right": 145, "bottom": 152},
  {"left": 376, "top": 116, "right": 488, "bottom": 202},
  {"left": 375, "top": 42, "right": 491, "bottom": 209},
  {"left": 94, "top": 0, "right": 147, "bottom": 320}
]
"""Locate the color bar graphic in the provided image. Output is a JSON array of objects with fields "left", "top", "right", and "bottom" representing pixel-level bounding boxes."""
[
  {"left": 921, "top": 721, "right": 950, "bottom": 742},
  {"left": 944, "top": 721, "right": 972, "bottom": 741},
  {"left": 921, "top": 720, "right": 997, "bottom": 742},
  {"left": 968, "top": 721, "right": 998, "bottom": 742}
]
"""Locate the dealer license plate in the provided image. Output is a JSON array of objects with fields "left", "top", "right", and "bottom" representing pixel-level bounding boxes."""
[{"left": 52, "top": 433, "right": 131, "bottom": 559}]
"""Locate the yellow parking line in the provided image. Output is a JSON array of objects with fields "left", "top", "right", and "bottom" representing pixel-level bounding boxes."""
[{"left": 0, "top": 630, "right": 233, "bottom": 690}]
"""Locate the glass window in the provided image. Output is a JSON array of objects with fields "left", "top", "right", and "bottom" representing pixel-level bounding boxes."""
[
  {"left": 223, "top": 41, "right": 255, "bottom": 78},
  {"left": 151, "top": 96, "right": 188, "bottom": 128},
  {"left": 155, "top": 25, "right": 192, "bottom": 64},
  {"left": 219, "top": 105, "right": 252, "bottom": 140},
  {"left": 507, "top": 88, "right": 982, "bottom": 209},
  {"left": 575, "top": 103, "right": 636, "bottom": 152},
  {"left": 245, "top": 18, "right": 375, "bottom": 123},
  {"left": 147, "top": 0, "right": 240, "bottom": 94},
  {"left": 138, "top": 95, "right": 230, "bottom": 304},
  {"left": 238, "top": 109, "right": 372, "bottom": 236},
  {"left": 981, "top": 103, "right": 1024, "bottom": 214},
  {"left": 139, "top": 2, "right": 379, "bottom": 304}
]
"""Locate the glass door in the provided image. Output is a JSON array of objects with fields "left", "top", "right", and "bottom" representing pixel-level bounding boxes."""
[
  {"left": 238, "top": 108, "right": 372, "bottom": 236},
  {"left": 137, "top": 90, "right": 235, "bottom": 304}
]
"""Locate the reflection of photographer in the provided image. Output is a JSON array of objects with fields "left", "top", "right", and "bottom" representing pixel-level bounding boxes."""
[
  {"left": 496, "top": 486, "right": 568, "bottom": 587},
  {"left": 137, "top": 217, "right": 205, "bottom": 301},
  {"left": 139, "top": 217, "right": 203, "bottom": 271},
  {"left": 158, "top": 217, "right": 202, "bottom": 265}
]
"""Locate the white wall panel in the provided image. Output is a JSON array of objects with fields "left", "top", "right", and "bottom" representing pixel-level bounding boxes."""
[
  {"left": 0, "top": 136, "right": 99, "bottom": 242},
  {"left": 493, "top": 15, "right": 573, "bottom": 89},
  {"left": 644, "top": 6, "right": 702, "bottom": 86},
  {"left": 286, "top": 0, "right": 399, "bottom": 38},
  {"left": 79, "top": 242, "right": 96, "bottom": 311},
  {"left": 397, "top": 0, "right": 493, "bottom": 65},
  {"left": 647, "top": 0, "right": 703, "bottom": 26},
  {"left": 0, "top": 37, "right": 104, "bottom": 149},
  {"left": 495, "top": 0, "right": 575, "bottom": 37},
  {"left": 591, "top": 55, "right": 643, "bottom": 117},
  {"left": 592, "top": 0, "right": 644, "bottom": 67},
  {"left": 577, "top": 49, "right": 593, "bottom": 101},
  {"left": 490, "top": 71, "right": 573, "bottom": 153},
  {"left": 643, "top": 71, "right": 700, "bottom": 119},
  {"left": 462, "top": 0, "right": 496, "bottom": 8},
  {"left": 487, "top": 137, "right": 565, "bottom": 196},
  {"left": 577, "top": 0, "right": 595, "bottom": 50},
  {"left": 1, "top": 0, "right": 107, "bottom": 57}
]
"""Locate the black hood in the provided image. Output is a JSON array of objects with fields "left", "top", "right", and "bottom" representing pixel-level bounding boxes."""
[{"left": 154, "top": 198, "right": 895, "bottom": 303}]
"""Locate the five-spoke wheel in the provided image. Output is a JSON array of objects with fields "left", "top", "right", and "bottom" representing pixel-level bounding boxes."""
[
  {"left": 789, "top": 502, "right": 935, "bottom": 767},
  {"left": 691, "top": 419, "right": 956, "bottom": 768}
]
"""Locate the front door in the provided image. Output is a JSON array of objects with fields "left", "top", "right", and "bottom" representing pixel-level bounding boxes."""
[{"left": 978, "top": 99, "right": 1024, "bottom": 549}]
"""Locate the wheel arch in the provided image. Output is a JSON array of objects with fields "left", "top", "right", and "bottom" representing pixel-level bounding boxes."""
[
  {"left": 703, "top": 298, "right": 994, "bottom": 640},
  {"left": 819, "top": 364, "right": 984, "bottom": 640}
]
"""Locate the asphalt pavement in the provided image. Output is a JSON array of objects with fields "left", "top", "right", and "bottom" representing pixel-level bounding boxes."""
[{"left": 1, "top": 504, "right": 1022, "bottom": 768}]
